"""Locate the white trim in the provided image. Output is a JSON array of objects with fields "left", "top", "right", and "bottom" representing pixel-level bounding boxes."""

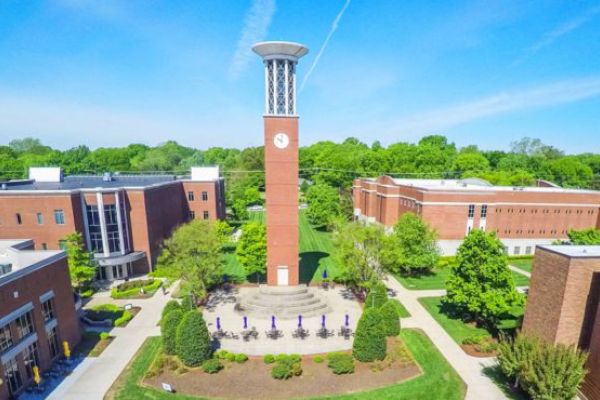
[
  {"left": 1, "top": 332, "right": 38, "bottom": 364},
  {"left": 39, "top": 290, "right": 55, "bottom": 304},
  {"left": 81, "top": 194, "right": 92, "bottom": 251},
  {"left": 0, "top": 302, "right": 34, "bottom": 327},
  {"left": 115, "top": 192, "right": 126, "bottom": 255},
  {"left": 96, "top": 192, "right": 110, "bottom": 257}
]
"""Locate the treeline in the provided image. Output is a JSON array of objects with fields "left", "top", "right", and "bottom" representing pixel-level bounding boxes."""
[{"left": 2, "top": 135, "right": 600, "bottom": 192}]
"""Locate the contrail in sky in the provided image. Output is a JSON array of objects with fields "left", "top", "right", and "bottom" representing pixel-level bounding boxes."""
[{"left": 300, "top": 0, "right": 351, "bottom": 91}]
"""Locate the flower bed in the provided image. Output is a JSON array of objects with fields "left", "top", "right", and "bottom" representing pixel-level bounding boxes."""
[
  {"left": 111, "top": 279, "right": 162, "bottom": 299},
  {"left": 85, "top": 304, "right": 139, "bottom": 327}
]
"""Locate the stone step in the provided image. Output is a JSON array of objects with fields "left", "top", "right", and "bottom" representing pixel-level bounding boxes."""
[
  {"left": 246, "top": 292, "right": 316, "bottom": 303},
  {"left": 244, "top": 296, "right": 322, "bottom": 308},
  {"left": 258, "top": 284, "right": 309, "bottom": 296}
]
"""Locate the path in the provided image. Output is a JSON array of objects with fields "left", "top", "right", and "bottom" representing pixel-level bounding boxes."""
[
  {"left": 509, "top": 264, "right": 531, "bottom": 278},
  {"left": 48, "top": 282, "right": 179, "bottom": 400},
  {"left": 385, "top": 274, "right": 507, "bottom": 400}
]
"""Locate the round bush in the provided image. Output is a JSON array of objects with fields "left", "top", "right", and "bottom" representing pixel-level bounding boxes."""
[
  {"left": 161, "top": 309, "right": 184, "bottom": 355},
  {"left": 214, "top": 350, "right": 229, "bottom": 359},
  {"left": 364, "top": 282, "right": 388, "bottom": 309},
  {"left": 380, "top": 300, "right": 400, "bottom": 337},
  {"left": 271, "top": 363, "right": 293, "bottom": 380},
  {"left": 161, "top": 300, "right": 182, "bottom": 320},
  {"left": 175, "top": 310, "right": 212, "bottom": 367},
  {"left": 234, "top": 353, "right": 248, "bottom": 363},
  {"left": 225, "top": 352, "right": 236, "bottom": 362},
  {"left": 327, "top": 352, "right": 355, "bottom": 375},
  {"left": 202, "top": 358, "right": 223, "bottom": 374},
  {"left": 263, "top": 354, "right": 275, "bottom": 364},
  {"left": 99, "top": 332, "right": 110, "bottom": 341},
  {"left": 290, "top": 362, "right": 302, "bottom": 376},
  {"left": 313, "top": 355, "right": 324, "bottom": 364},
  {"left": 352, "top": 308, "right": 387, "bottom": 362}
]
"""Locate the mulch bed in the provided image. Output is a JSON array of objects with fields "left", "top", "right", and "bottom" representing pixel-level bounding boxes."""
[
  {"left": 144, "top": 339, "right": 421, "bottom": 400},
  {"left": 460, "top": 341, "right": 498, "bottom": 358}
]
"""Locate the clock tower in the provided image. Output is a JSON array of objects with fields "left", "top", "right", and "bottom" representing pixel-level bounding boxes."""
[{"left": 253, "top": 41, "right": 308, "bottom": 286}]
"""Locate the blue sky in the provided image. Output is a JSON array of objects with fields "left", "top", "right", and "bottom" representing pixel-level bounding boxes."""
[{"left": 0, "top": 0, "right": 599, "bottom": 153}]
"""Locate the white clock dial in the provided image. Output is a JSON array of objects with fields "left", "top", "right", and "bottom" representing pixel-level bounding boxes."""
[{"left": 273, "top": 133, "right": 290, "bottom": 149}]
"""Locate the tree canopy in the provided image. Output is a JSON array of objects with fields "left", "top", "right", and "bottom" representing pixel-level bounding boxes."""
[
  {"left": 235, "top": 221, "right": 267, "bottom": 282},
  {"left": 305, "top": 183, "right": 342, "bottom": 229},
  {"left": 64, "top": 232, "right": 96, "bottom": 291}
]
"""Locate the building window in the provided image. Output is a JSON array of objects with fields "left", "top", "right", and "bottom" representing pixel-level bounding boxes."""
[
  {"left": 0, "top": 324, "right": 13, "bottom": 351},
  {"left": 48, "top": 327, "right": 60, "bottom": 359},
  {"left": 525, "top": 246, "right": 532, "bottom": 255},
  {"left": 58, "top": 240, "right": 67, "bottom": 250},
  {"left": 189, "top": 211, "right": 195, "bottom": 220},
  {"left": 188, "top": 191, "right": 195, "bottom": 201},
  {"left": 16, "top": 213, "right": 22, "bottom": 225},
  {"left": 15, "top": 311, "right": 34, "bottom": 338},
  {"left": 54, "top": 209, "right": 65, "bottom": 225},
  {"left": 202, "top": 191, "right": 208, "bottom": 201},
  {"left": 23, "top": 342, "right": 40, "bottom": 380},
  {"left": 203, "top": 211, "right": 209, "bottom": 220},
  {"left": 2, "top": 357, "right": 23, "bottom": 395},
  {"left": 41, "top": 243, "right": 47, "bottom": 250},
  {"left": 42, "top": 298, "right": 55, "bottom": 323},
  {"left": 514, "top": 246, "right": 521, "bottom": 255},
  {"left": 467, "top": 204, "right": 475, "bottom": 219},
  {"left": 104, "top": 204, "right": 117, "bottom": 225},
  {"left": 107, "top": 230, "right": 120, "bottom": 253},
  {"left": 36, "top": 212, "right": 43, "bottom": 225},
  {"left": 90, "top": 232, "right": 104, "bottom": 253},
  {"left": 480, "top": 205, "right": 488, "bottom": 219}
]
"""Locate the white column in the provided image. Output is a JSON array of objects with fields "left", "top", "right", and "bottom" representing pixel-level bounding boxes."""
[
  {"left": 292, "top": 61, "right": 297, "bottom": 115},
  {"left": 115, "top": 191, "right": 126, "bottom": 255},
  {"left": 96, "top": 192, "right": 110, "bottom": 257},
  {"left": 264, "top": 60, "right": 269, "bottom": 114},
  {"left": 284, "top": 59, "right": 289, "bottom": 115}
]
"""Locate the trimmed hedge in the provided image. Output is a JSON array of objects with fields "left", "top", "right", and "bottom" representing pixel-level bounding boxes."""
[
  {"left": 114, "top": 310, "right": 133, "bottom": 327},
  {"left": 111, "top": 279, "right": 162, "bottom": 299},
  {"left": 161, "top": 300, "right": 182, "bottom": 320},
  {"left": 365, "top": 282, "right": 388, "bottom": 309},
  {"left": 380, "top": 300, "right": 401, "bottom": 337},
  {"left": 353, "top": 308, "right": 387, "bottom": 362},
  {"left": 161, "top": 309, "right": 184, "bottom": 355},
  {"left": 175, "top": 310, "right": 212, "bottom": 367},
  {"left": 327, "top": 352, "right": 355, "bottom": 374}
]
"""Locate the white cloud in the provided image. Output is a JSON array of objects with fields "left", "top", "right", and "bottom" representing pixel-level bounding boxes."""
[
  {"left": 229, "top": 0, "right": 276, "bottom": 79},
  {"left": 300, "top": 0, "right": 351, "bottom": 91},
  {"left": 388, "top": 76, "right": 600, "bottom": 135}
]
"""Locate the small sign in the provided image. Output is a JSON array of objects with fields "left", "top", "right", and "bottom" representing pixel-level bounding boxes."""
[
  {"left": 161, "top": 383, "right": 173, "bottom": 393},
  {"left": 124, "top": 304, "right": 133, "bottom": 310}
]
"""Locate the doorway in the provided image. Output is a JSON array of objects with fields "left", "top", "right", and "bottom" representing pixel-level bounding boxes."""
[{"left": 277, "top": 266, "right": 289, "bottom": 286}]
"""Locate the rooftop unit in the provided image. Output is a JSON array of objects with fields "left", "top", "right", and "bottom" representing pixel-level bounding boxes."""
[{"left": 29, "top": 167, "right": 63, "bottom": 183}]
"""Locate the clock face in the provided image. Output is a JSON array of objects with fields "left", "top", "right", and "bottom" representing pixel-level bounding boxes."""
[{"left": 273, "top": 133, "right": 290, "bottom": 149}]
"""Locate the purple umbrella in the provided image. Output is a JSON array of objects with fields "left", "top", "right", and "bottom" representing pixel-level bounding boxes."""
[
  {"left": 216, "top": 317, "right": 221, "bottom": 330},
  {"left": 345, "top": 314, "right": 349, "bottom": 327},
  {"left": 322, "top": 269, "right": 328, "bottom": 279},
  {"left": 321, "top": 315, "right": 326, "bottom": 328},
  {"left": 298, "top": 315, "right": 302, "bottom": 328},
  {"left": 271, "top": 315, "right": 276, "bottom": 330},
  {"left": 243, "top": 316, "right": 248, "bottom": 329}
]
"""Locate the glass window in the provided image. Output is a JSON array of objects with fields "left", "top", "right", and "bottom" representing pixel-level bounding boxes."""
[
  {"left": 189, "top": 211, "right": 195, "bottom": 220},
  {"left": 41, "top": 243, "right": 47, "bottom": 250},
  {"left": 42, "top": 298, "right": 55, "bottom": 323},
  {"left": 104, "top": 204, "right": 117, "bottom": 225},
  {"left": 90, "top": 232, "right": 104, "bottom": 253},
  {"left": 86, "top": 205, "right": 100, "bottom": 226},
  {"left": 48, "top": 327, "right": 59, "bottom": 359},
  {"left": 16, "top": 213, "right": 22, "bottom": 225},
  {"left": 23, "top": 342, "right": 40, "bottom": 380},
  {"left": 15, "top": 311, "right": 34, "bottom": 338},
  {"left": 3, "top": 357, "right": 22, "bottom": 395},
  {"left": 202, "top": 191, "right": 208, "bottom": 201},
  {"left": 188, "top": 191, "right": 194, "bottom": 201},
  {"left": 54, "top": 209, "right": 65, "bottom": 225},
  {"left": 0, "top": 325, "right": 13, "bottom": 351},
  {"left": 107, "top": 230, "right": 120, "bottom": 253},
  {"left": 514, "top": 246, "right": 521, "bottom": 255},
  {"left": 525, "top": 246, "right": 532, "bottom": 255},
  {"left": 467, "top": 204, "right": 475, "bottom": 218},
  {"left": 36, "top": 212, "right": 43, "bottom": 224},
  {"left": 203, "top": 211, "right": 209, "bottom": 220},
  {"left": 480, "top": 205, "right": 488, "bottom": 219}
]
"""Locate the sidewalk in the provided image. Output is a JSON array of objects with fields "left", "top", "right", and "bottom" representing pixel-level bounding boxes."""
[
  {"left": 48, "top": 283, "right": 178, "bottom": 400},
  {"left": 385, "top": 275, "right": 507, "bottom": 400}
]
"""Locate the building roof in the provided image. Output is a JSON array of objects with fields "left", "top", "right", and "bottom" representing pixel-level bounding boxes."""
[
  {"left": 252, "top": 41, "right": 309, "bottom": 60},
  {"left": 538, "top": 245, "right": 600, "bottom": 258},
  {"left": 0, "top": 240, "right": 65, "bottom": 285}
]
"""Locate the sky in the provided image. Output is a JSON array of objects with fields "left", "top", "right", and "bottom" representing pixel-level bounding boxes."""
[{"left": 0, "top": 0, "right": 599, "bottom": 153}]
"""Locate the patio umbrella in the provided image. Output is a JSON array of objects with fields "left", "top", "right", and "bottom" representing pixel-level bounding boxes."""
[
  {"left": 216, "top": 317, "right": 221, "bottom": 330},
  {"left": 271, "top": 315, "right": 276, "bottom": 330},
  {"left": 243, "top": 316, "right": 248, "bottom": 329},
  {"left": 322, "top": 269, "right": 328, "bottom": 280},
  {"left": 321, "top": 314, "right": 326, "bottom": 328},
  {"left": 298, "top": 315, "right": 302, "bottom": 328},
  {"left": 345, "top": 314, "right": 349, "bottom": 327}
]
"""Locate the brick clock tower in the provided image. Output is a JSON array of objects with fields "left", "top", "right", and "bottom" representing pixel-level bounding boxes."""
[{"left": 253, "top": 41, "right": 309, "bottom": 286}]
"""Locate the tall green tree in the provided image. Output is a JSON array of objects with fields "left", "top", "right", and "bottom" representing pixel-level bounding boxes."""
[
  {"left": 443, "top": 229, "right": 523, "bottom": 326},
  {"left": 64, "top": 232, "right": 96, "bottom": 291},
  {"left": 175, "top": 310, "right": 212, "bottom": 366},
  {"left": 236, "top": 221, "right": 267, "bottom": 283},
  {"left": 567, "top": 228, "right": 600, "bottom": 245},
  {"left": 306, "top": 183, "right": 342, "bottom": 228},
  {"left": 161, "top": 309, "right": 184, "bottom": 355},
  {"left": 352, "top": 308, "right": 386, "bottom": 362}
]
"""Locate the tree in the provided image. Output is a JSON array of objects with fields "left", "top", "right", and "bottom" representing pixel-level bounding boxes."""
[
  {"left": 453, "top": 152, "right": 490, "bottom": 176},
  {"left": 243, "top": 187, "right": 263, "bottom": 206},
  {"left": 568, "top": 228, "right": 600, "bottom": 245},
  {"left": 443, "top": 229, "right": 523, "bottom": 326},
  {"left": 379, "top": 300, "right": 400, "bottom": 337},
  {"left": 236, "top": 221, "right": 267, "bottom": 283},
  {"left": 382, "top": 213, "right": 440, "bottom": 275},
  {"left": 161, "top": 300, "right": 182, "bottom": 320},
  {"left": 498, "top": 334, "right": 541, "bottom": 388},
  {"left": 156, "top": 220, "right": 225, "bottom": 300},
  {"left": 364, "top": 282, "right": 388, "bottom": 309},
  {"left": 64, "top": 232, "right": 96, "bottom": 292},
  {"left": 548, "top": 157, "right": 593, "bottom": 188},
  {"left": 175, "top": 310, "right": 212, "bottom": 366},
  {"left": 305, "top": 183, "right": 342, "bottom": 228},
  {"left": 352, "top": 308, "right": 386, "bottom": 362},
  {"left": 161, "top": 309, "right": 184, "bottom": 355},
  {"left": 334, "top": 221, "right": 386, "bottom": 296}
]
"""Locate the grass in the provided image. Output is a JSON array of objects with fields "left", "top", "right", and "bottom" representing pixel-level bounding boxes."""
[
  {"left": 389, "top": 298, "right": 411, "bottom": 318},
  {"left": 419, "top": 297, "right": 492, "bottom": 344},
  {"left": 509, "top": 258, "right": 533, "bottom": 273},
  {"left": 396, "top": 265, "right": 530, "bottom": 290},
  {"left": 106, "top": 329, "right": 465, "bottom": 400}
]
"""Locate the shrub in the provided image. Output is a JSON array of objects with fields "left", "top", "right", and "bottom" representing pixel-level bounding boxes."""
[
  {"left": 263, "top": 354, "right": 275, "bottom": 364},
  {"left": 364, "top": 282, "right": 388, "bottom": 309},
  {"left": 99, "top": 332, "right": 110, "bottom": 340},
  {"left": 380, "top": 300, "right": 400, "bottom": 337},
  {"left": 87, "top": 303, "right": 122, "bottom": 324},
  {"left": 180, "top": 294, "right": 194, "bottom": 311},
  {"left": 476, "top": 341, "right": 498, "bottom": 353},
  {"left": 114, "top": 310, "right": 133, "bottom": 327},
  {"left": 290, "top": 362, "right": 302, "bottom": 376},
  {"left": 111, "top": 279, "right": 162, "bottom": 299},
  {"left": 161, "top": 300, "right": 182, "bottom": 320},
  {"left": 202, "top": 358, "right": 223, "bottom": 374},
  {"left": 161, "top": 309, "right": 184, "bottom": 355},
  {"left": 175, "top": 310, "right": 212, "bottom": 367},
  {"left": 313, "top": 355, "right": 324, "bottom": 364},
  {"left": 225, "top": 352, "right": 236, "bottom": 362},
  {"left": 214, "top": 350, "right": 230, "bottom": 359},
  {"left": 353, "top": 308, "right": 386, "bottom": 362},
  {"left": 234, "top": 353, "right": 248, "bottom": 363},
  {"left": 271, "top": 363, "right": 293, "bottom": 380},
  {"left": 462, "top": 335, "right": 486, "bottom": 346},
  {"left": 327, "top": 352, "right": 355, "bottom": 375}
]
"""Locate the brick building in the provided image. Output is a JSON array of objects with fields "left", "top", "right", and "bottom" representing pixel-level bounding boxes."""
[
  {"left": 0, "top": 239, "right": 81, "bottom": 400},
  {"left": 352, "top": 176, "right": 600, "bottom": 255},
  {"left": 522, "top": 245, "right": 600, "bottom": 399},
  {"left": 0, "top": 167, "right": 226, "bottom": 280}
]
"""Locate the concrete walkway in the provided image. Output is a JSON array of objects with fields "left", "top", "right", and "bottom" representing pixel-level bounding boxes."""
[
  {"left": 509, "top": 264, "right": 531, "bottom": 278},
  {"left": 48, "top": 283, "right": 178, "bottom": 400},
  {"left": 385, "top": 275, "right": 507, "bottom": 400}
]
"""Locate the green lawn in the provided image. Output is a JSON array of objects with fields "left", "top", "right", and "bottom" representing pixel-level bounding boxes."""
[
  {"left": 509, "top": 258, "right": 533, "bottom": 273},
  {"left": 108, "top": 329, "right": 465, "bottom": 400},
  {"left": 390, "top": 299, "right": 411, "bottom": 318},
  {"left": 419, "top": 297, "right": 492, "bottom": 344},
  {"left": 396, "top": 266, "right": 529, "bottom": 290}
]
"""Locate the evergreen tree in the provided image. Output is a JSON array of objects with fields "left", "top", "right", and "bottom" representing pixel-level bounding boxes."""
[
  {"left": 176, "top": 310, "right": 212, "bottom": 366},
  {"left": 64, "top": 232, "right": 96, "bottom": 292},
  {"left": 161, "top": 309, "right": 184, "bottom": 355},
  {"left": 379, "top": 300, "right": 400, "bottom": 337},
  {"left": 161, "top": 300, "right": 182, "bottom": 320},
  {"left": 352, "top": 308, "right": 386, "bottom": 362},
  {"left": 364, "top": 282, "right": 388, "bottom": 309},
  {"left": 236, "top": 221, "right": 267, "bottom": 283}
]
